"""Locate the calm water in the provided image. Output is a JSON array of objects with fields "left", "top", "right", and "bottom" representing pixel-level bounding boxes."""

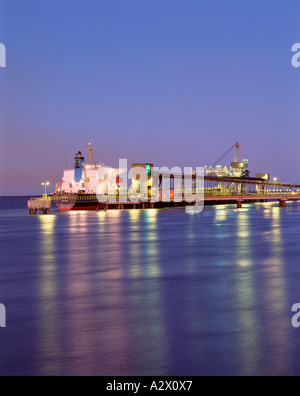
[{"left": 1, "top": 198, "right": 300, "bottom": 376}]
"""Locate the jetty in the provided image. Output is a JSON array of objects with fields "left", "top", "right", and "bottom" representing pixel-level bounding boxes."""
[{"left": 28, "top": 197, "right": 51, "bottom": 215}]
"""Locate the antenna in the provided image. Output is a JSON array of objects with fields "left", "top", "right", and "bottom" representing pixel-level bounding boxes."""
[{"left": 86, "top": 142, "right": 95, "bottom": 165}]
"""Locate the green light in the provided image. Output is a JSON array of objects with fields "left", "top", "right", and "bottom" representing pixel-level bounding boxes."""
[{"left": 146, "top": 164, "right": 151, "bottom": 176}]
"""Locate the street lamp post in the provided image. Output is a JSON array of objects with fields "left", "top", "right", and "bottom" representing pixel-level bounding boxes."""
[{"left": 42, "top": 182, "right": 50, "bottom": 197}]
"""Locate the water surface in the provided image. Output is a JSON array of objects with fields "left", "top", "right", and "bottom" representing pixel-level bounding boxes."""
[{"left": 0, "top": 198, "right": 300, "bottom": 376}]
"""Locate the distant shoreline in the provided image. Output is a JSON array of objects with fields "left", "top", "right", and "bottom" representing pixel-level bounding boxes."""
[{"left": 0, "top": 196, "right": 40, "bottom": 199}]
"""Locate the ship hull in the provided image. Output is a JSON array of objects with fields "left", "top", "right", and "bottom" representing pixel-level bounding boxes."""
[
  {"left": 53, "top": 194, "right": 189, "bottom": 211},
  {"left": 55, "top": 200, "right": 77, "bottom": 211},
  {"left": 53, "top": 194, "right": 100, "bottom": 211}
]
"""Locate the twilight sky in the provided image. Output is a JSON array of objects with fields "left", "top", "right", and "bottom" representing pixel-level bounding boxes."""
[{"left": 0, "top": 0, "right": 300, "bottom": 195}]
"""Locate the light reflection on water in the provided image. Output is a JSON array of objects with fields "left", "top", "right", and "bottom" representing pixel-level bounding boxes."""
[
  {"left": 235, "top": 209, "right": 259, "bottom": 376},
  {"left": 65, "top": 212, "right": 98, "bottom": 375},
  {"left": 1, "top": 200, "right": 300, "bottom": 375},
  {"left": 38, "top": 215, "right": 62, "bottom": 376},
  {"left": 261, "top": 207, "right": 293, "bottom": 375},
  {"left": 144, "top": 210, "right": 160, "bottom": 278},
  {"left": 129, "top": 211, "right": 142, "bottom": 278}
]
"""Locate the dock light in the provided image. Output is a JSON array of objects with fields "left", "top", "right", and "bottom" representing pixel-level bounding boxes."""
[
  {"left": 273, "top": 177, "right": 277, "bottom": 191},
  {"left": 146, "top": 164, "right": 152, "bottom": 176},
  {"left": 42, "top": 181, "right": 50, "bottom": 196}
]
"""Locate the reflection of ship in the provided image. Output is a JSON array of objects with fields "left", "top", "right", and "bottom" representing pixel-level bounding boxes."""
[
  {"left": 53, "top": 143, "right": 123, "bottom": 211},
  {"left": 186, "top": 202, "right": 203, "bottom": 215}
]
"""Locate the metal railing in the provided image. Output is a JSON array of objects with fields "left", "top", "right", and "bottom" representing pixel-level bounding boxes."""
[{"left": 30, "top": 190, "right": 300, "bottom": 204}]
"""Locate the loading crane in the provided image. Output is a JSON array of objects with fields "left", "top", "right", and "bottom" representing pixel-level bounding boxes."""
[
  {"left": 207, "top": 142, "right": 250, "bottom": 178},
  {"left": 209, "top": 142, "right": 248, "bottom": 171}
]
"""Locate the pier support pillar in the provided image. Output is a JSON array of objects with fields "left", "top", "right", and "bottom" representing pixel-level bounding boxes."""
[
  {"left": 28, "top": 199, "right": 51, "bottom": 215},
  {"left": 279, "top": 199, "right": 286, "bottom": 208},
  {"left": 237, "top": 200, "right": 243, "bottom": 209}
]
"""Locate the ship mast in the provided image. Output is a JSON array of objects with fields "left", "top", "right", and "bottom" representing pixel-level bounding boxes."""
[{"left": 86, "top": 142, "right": 95, "bottom": 165}]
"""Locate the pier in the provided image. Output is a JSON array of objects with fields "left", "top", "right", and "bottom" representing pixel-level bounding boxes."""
[
  {"left": 44, "top": 141, "right": 300, "bottom": 212},
  {"left": 28, "top": 198, "right": 51, "bottom": 215},
  {"left": 202, "top": 193, "right": 298, "bottom": 209},
  {"left": 31, "top": 174, "right": 300, "bottom": 212},
  {"left": 48, "top": 191, "right": 300, "bottom": 211}
]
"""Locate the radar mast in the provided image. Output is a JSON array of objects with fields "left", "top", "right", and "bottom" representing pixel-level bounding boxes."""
[{"left": 86, "top": 142, "right": 95, "bottom": 165}]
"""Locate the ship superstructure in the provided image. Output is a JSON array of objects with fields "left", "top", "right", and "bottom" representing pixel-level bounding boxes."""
[{"left": 56, "top": 142, "right": 123, "bottom": 195}]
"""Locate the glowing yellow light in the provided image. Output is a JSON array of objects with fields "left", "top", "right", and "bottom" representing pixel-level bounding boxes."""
[{"left": 41, "top": 181, "right": 50, "bottom": 195}]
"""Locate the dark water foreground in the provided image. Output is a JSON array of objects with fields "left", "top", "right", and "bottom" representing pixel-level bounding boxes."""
[{"left": 0, "top": 198, "right": 300, "bottom": 376}]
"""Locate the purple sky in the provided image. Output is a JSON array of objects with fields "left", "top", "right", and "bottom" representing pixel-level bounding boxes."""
[{"left": 0, "top": 0, "right": 300, "bottom": 195}]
